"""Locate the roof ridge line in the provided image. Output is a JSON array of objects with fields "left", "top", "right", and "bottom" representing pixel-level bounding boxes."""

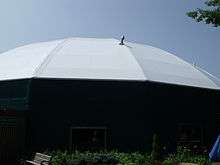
[{"left": 33, "top": 38, "right": 72, "bottom": 77}]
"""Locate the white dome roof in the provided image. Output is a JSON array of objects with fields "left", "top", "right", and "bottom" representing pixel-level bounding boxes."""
[{"left": 0, "top": 37, "right": 219, "bottom": 90}]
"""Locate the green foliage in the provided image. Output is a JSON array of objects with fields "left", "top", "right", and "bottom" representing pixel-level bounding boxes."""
[
  {"left": 114, "top": 152, "right": 152, "bottom": 165},
  {"left": 187, "top": 0, "right": 220, "bottom": 27},
  {"left": 49, "top": 147, "right": 211, "bottom": 165},
  {"left": 162, "top": 146, "right": 211, "bottom": 165},
  {"left": 51, "top": 151, "right": 119, "bottom": 165},
  {"left": 50, "top": 151, "right": 153, "bottom": 165},
  {"left": 205, "top": 0, "right": 220, "bottom": 6}
]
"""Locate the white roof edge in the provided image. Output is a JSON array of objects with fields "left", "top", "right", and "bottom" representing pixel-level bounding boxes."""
[
  {"left": 1, "top": 76, "right": 218, "bottom": 91},
  {"left": 195, "top": 66, "right": 220, "bottom": 89},
  {"left": 0, "top": 37, "right": 219, "bottom": 91}
]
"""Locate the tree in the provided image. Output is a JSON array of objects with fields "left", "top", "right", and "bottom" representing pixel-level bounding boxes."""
[{"left": 187, "top": 0, "right": 220, "bottom": 27}]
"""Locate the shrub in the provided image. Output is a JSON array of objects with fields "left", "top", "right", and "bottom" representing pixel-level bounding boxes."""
[
  {"left": 162, "top": 146, "right": 211, "bottom": 165},
  {"left": 50, "top": 147, "right": 211, "bottom": 165},
  {"left": 50, "top": 151, "right": 153, "bottom": 165},
  {"left": 51, "top": 151, "right": 119, "bottom": 165},
  {"left": 113, "top": 152, "right": 152, "bottom": 165}
]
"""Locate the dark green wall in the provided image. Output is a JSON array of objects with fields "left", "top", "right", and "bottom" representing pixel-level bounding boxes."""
[
  {"left": 27, "top": 79, "right": 220, "bottom": 152},
  {"left": 0, "top": 78, "right": 219, "bottom": 152},
  {"left": 0, "top": 79, "right": 31, "bottom": 110}
]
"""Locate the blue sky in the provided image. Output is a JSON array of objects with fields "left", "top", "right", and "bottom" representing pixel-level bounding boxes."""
[{"left": 0, "top": 0, "right": 220, "bottom": 78}]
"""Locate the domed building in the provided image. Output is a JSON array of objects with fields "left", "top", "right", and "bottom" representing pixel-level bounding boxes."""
[{"left": 0, "top": 37, "right": 219, "bottom": 160}]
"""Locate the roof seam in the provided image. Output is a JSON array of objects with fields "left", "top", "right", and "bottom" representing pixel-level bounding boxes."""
[
  {"left": 195, "top": 66, "right": 220, "bottom": 89},
  {"left": 33, "top": 38, "right": 72, "bottom": 77},
  {"left": 124, "top": 44, "right": 148, "bottom": 80}
]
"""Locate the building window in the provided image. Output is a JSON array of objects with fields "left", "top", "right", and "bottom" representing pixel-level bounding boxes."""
[
  {"left": 70, "top": 127, "right": 107, "bottom": 151},
  {"left": 177, "top": 123, "right": 203, "bottom": 149}
]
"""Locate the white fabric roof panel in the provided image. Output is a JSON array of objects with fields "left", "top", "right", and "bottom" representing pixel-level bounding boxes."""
[
  {"left": 129, "top": 43, "right": 220, "bottom": 89},
  {"left": 0, "top": 40, "right": 63, "bottom": 80},
  {"left": 36, "top": 38, "right": 146, "bottom": 80},
  {"left": 0, "top": 37, "right": 219, "bottom": 90}
]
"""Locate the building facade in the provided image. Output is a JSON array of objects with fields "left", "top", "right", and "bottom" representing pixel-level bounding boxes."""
[{"left": 0, "top": 38, "right": 219, "bottom": 161}]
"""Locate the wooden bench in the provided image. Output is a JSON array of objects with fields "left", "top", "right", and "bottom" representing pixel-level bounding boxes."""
[{"left": 25, "top": 152, "right": 51, "bottom": 165}]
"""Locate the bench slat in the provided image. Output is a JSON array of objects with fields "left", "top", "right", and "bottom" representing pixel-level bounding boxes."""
[
  {"left": 35, "top": 153, "right": 51, "bottom": 160},
  {"left": 26, "top": 152, "right": 51, "bottom": 165},
  {"left": 33, "top": 157, "right": 48, "bottom": 164},
  {"left": 26, "top": 160, "right": 41, "bottom": 165}
]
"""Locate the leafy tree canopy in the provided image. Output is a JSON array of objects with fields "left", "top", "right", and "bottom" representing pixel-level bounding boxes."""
[{"left": 187, "top": 0, "right": 220, "bottom": 27}]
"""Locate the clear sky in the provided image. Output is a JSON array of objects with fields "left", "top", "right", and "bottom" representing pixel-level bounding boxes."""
[{"left": 0, "top": 0, "right": 220, "bottom": 78}]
